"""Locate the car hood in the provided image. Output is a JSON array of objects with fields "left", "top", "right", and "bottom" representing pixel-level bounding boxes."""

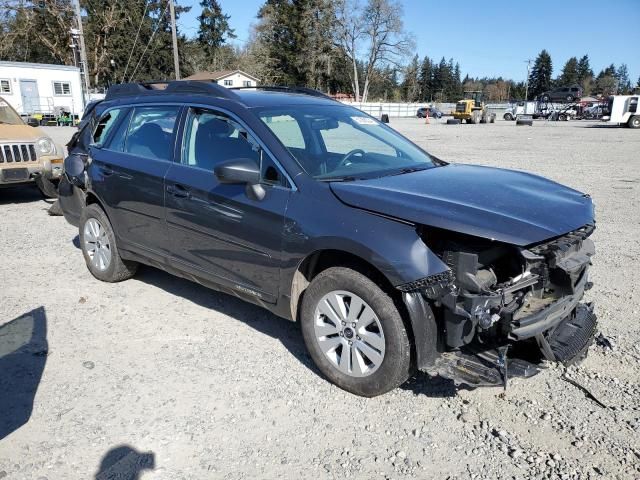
[
  {"left": 330, "top": 164, "right": 595, "bottom": 246},
  {"left": 0, "top": 124, "right": 45, "bottom": 142}
]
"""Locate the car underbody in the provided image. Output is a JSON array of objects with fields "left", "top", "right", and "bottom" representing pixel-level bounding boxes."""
[{"left": 403, "top": 224, "right": 597, "bottom": 387}]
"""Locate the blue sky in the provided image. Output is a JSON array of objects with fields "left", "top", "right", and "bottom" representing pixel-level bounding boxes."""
[{"left": 178, "top": 0, "right": 640, "bottom": 83}]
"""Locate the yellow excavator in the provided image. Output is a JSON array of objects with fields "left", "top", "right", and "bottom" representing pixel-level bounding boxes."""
[{"left": 452, "top": 91, "right": 496, "bottom": 124}]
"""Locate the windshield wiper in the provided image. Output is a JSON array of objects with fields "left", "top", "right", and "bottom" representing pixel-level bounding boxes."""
[
  {"left": 317, "top": 176, "right": 357, "bottom": 182},
  {"left": 383, "top": 166, "right": 432, "bottom": 177}
]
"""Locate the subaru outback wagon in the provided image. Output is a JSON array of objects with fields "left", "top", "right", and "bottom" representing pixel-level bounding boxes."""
[{"left": 59, "top": 81, "right": 597, "bottom": 397}]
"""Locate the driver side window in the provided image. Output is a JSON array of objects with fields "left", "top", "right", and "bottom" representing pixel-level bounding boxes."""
[{"left": 183, "top": 108, "right": 288, "bottom": 187}]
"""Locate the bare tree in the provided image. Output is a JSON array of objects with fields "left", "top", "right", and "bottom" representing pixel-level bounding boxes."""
[{"left": 335, "top": 0, "right": 413, "bottom": 102}]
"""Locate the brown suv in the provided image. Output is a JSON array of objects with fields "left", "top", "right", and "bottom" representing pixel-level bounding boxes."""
[{"left": 0, "top": 96, "right": 63, "bottom": 196}]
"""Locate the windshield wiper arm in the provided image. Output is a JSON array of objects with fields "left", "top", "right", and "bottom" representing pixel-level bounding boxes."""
[{"left": 317, "top": 176, "right": 357, "bottom": 182}]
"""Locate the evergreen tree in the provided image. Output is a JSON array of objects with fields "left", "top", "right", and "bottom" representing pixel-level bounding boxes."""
[
  {"left": 616, "top": 64, "right": 631, "bottom": 94},
  {"left": 576, "top": 55, "right": 593, "bottom": 82},
  {"left": 197, "top": 0, "right": 236, "bottom": 68},
  {"left": 528, "top": 49, "right": 553, "bottom": 99},
  {"left": 558, "top": 57, "right": 578, "bottom": 85},
  {"left": 418, "top": 56, "right": 432, "bottom": 101}
]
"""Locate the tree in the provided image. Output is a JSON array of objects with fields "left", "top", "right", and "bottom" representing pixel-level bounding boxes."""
[
  {"left": 400, "top": 54, "right": 419, "bottom": 101},
  {"left": 335, "top": 0, "right": 412, "bottom": 102},
  {"left": 576, "top": 55, "right": 593, "bottom": 82},
  {"left": 558, "top": 57, "right": 578, "bottom": 85},
  {"left": 197, "top": 0, "right": 236, "bottom": 68},
  {"left": 595, "top": 64, "right": 617, "bottom": 95},
  {"left": 418, "top": 56, "right": 432, "bottom": 101},
  {"left": 528, "top": 49, "right": 553, "bottom": 99},
  {"left": 616, "top": 64, "right": 631, "bottom": 94}
]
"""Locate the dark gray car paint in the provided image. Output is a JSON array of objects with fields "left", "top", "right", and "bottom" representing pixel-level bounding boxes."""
[{"left": 330, "top": 164, "right": 595, "bottom": 246}]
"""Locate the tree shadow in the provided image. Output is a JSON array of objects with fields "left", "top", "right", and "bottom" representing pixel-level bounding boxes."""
[
  {"left": 0, "top": 307, "right": 48, "bottom": 440},
  {"left": 95, "top": 445, "right": 155, "bottom": 480}
]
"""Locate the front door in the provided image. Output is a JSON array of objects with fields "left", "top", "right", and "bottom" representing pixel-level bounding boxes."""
[
  {"left": 165, "top": 107, "right": 291, "bottom": 302},
  {"left": 19, "top": 80, "right": 39, "bottom": 114}
]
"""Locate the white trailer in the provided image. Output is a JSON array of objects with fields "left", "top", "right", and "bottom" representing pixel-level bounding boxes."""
[
  {"left": 0, "top": 61, "right": 84, "bottom": 120},
  {"left": 602, "top": 95, "right": 640, "bottom": 128},
  {"left": 503, "top": 101, "right": 537, "bottom": 120}
]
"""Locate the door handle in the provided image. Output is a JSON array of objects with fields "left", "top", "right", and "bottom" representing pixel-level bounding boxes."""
[
  {"left": 99, "top": 165, "right": 115, "bottom": 176},
  {"left": 167, "top": 184, "right": 191, "bottom": 199}
]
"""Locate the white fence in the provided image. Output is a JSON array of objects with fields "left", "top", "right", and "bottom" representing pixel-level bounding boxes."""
[{"left": 340, "top": 101, "right": 512, "bottom": 118}]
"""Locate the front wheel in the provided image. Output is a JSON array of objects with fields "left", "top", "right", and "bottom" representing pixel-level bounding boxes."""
[
  {"left": 300, "top": 267, "right": 412, "bottom": 397},
  {"left": 79, "top": 204, "right": 138, "bottom": 282}
]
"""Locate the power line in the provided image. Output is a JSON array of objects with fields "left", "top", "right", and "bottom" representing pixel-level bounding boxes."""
[
  {"left": 128, "top": 0, "right": 171, "bottom": 82},
  {"left": 122, "top": 0, "right": 150, "bottom": 82}
]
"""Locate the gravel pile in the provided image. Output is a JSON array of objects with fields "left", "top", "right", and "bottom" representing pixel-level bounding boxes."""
[{"left": 0, "top": 120, "right": 638, "bottom": 479}]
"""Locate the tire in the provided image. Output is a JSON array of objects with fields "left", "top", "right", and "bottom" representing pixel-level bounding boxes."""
[
  {"left": 628, "top": 116, "right": 640, "bottom": 129},
  {"left": 490, "top": 114, "right": 496, "bottom": 123},
  {"left": 559, "top": 114, "right": 567, "bottom": 121},
  {"left": 300, "top": 267, "right": 412, "bottom": 397},
  {"left": 516, "top": 118, "right": 533, "bottom": 126},
  {"left": 79, "top": 203, "right": 138, "bottom": 282},
  {"left": 35, "top": 176, "right": 58, "bottom": 199},
  {"left": 541, "top": 95, "right": 550, "bottom": 102},
  {"left": 566, "top": 95, "right": 574, "bottom": 102},
  {"left": 446, "top": 119, "right": 460, "bottom": 125},
  {"left": 504, "top": 113, "right": 514, "bottom": 121}
]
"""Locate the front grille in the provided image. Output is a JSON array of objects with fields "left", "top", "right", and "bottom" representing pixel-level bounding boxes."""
[{"left": 0, "top": 143, "right": 38, "bottom": 163}]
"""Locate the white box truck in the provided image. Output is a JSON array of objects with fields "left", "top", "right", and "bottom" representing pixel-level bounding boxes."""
[{"left": 602, "top": 95, "right": 639, "bottom": 128}]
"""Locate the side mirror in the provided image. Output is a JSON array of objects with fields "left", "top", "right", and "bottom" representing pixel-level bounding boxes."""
[
  {"left": 214, "top": 158, "right": 265, "bottom": 201},
  {"left": 214, "top": 158, "right": 260, "bottom": 185}
]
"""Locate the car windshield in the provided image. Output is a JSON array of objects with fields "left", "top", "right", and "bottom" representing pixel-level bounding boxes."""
[
  {"left": 0, "top": 100, "right": 24, "bottom": 125},
  {"left": 256, "top": 105, "right": 438, "bottom": 180}
]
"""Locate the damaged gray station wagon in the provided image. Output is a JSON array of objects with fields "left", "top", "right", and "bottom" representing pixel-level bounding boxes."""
[{"left": 59, "top": 81, "right": 597, "bottom": 397}]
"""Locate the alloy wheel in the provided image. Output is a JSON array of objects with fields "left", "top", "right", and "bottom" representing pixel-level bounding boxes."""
[
  {"left": 83, "top": 218, "right": 112, "bottom": 271},
  {"left": 313, "top": 290, "right": 385, "bottom": 377}
]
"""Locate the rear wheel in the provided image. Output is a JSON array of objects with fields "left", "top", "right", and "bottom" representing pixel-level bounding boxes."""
[
  {"left": 504, "top": 112, "right": 514, "bottom": 121},
  {"left": 628, "top": 116, "right": 640, "bottom": 129},
  {"left": 300, "top": 267, "right": 412, "bottom": 397},
  {"left": 541, "top": 94, "right": 550, "bottom": 102},
  {"left": 79, "top": 204, "right": 138, "bottom": 282}
]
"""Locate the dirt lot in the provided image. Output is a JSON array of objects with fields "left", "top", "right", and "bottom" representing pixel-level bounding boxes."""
[{"left": 1, "top": 120, "right": 639, "bottom": 479}]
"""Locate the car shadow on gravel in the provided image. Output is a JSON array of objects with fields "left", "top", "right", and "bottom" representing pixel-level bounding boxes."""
[
  {"left": 134, "top": 266, "right": 317, "bottom": 371},
  {"left": 0, "top": 185, "right": 43, "bottom": 205},
  {"left": 0, "top": 307, "right": 48, "bottom": 440},
  {"left": 135, "top": 266, "right": 462, "bottom": 398}
]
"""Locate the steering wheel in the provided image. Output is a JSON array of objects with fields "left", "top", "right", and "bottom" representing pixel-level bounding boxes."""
[{"left": 338, "top": 149, "right": 365, "bottom": 169}]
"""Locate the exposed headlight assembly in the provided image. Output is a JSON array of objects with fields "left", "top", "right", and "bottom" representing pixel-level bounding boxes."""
[{"left": 36, "top": 137, "right": 56, "bottom": 155}]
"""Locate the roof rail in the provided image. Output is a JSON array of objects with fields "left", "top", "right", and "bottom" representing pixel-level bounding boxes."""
[
  {"left": 231, "top": 85, "right": 334, "bottom": 100},
  {"left": 105, "top": 80, "right": 238, "bottom": 101}
]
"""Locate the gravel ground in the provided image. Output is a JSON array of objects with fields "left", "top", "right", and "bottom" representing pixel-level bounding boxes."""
[{"left": 0, "top": 119, "right": 639, "bottom": 479}]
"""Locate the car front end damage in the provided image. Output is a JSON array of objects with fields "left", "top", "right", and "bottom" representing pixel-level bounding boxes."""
[{"left": 401, "top": 224, "right": 597, "bottom": 387}]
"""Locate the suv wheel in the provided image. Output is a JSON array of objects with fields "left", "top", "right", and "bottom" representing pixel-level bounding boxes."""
[
  {"left": 300, "top": 267, "right": 412, "bottom": 397},
  {"left": 541, "top": 94, "right": 550, "bottom": 102},
  {"left": 566, "top": 95, "right": 574, "bottom": 102},
  {"left": 79, "top": 204, "right": 138, "bottom": 282}
]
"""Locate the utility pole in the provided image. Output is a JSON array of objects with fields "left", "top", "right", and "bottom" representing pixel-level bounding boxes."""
[
  {"left": 524, "top": 59, "right": 532, "bottom": 101},
  {"left": 169, "top": 0, "right": 180, "bottom": 80},
  {"left": 72, "top": 0, "right": 90, "bottom": 105}
]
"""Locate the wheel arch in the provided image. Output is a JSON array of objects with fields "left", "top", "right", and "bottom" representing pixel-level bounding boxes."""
[{"left": 290, "top": 249, "right": 400, "bottom": 323}]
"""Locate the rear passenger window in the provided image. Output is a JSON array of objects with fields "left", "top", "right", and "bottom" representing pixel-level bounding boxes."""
[
  {"left": 124, "top": 106, "right": 179, "bottom": 160},
  {"left": 92, "top": 108, "right": 125, "bottom": 146},
  {"left": 104, "top": 110, "right": 132, "bottom": 152}
]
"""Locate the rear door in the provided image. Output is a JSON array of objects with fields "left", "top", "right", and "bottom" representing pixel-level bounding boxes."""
[
  {"left": 90, "top": 105, "right": 180, "bottom": 259},
  {"left": 164, "top": 106, "right": 291, "bottom": 302}
]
